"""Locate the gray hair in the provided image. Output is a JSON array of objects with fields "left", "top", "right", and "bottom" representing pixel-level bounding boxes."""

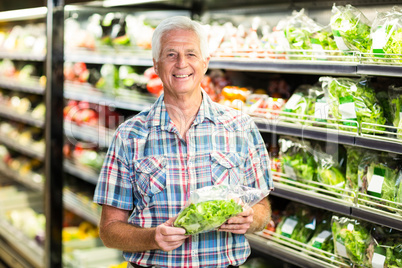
[{"left": 151, "top": 16, "right": 209, "bottom": 62}]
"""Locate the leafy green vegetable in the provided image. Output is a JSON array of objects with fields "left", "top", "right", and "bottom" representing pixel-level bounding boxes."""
[
  {"left": 275, "top": 204, "right": 316, "bottom": 244},
  {"left": 389, "top": 86, "right": 402, "bottom": 140},
  {"left": 173, "top": 199, "right": 242, "bottom": 235},
  {"left": 330, "top": 4, "right": 372, "bottom": 53},
  {"left": 306, "top": 213, "right": 334, "bottom": 259},
  {"left": 331, "top": 216, "right": 371, "bottom": 266},
  {"left": 279, "top": 137, "right": 317, "bottom": 184},
  {"left": 320, "top": 76, "right": 387, "bottom": 134},
  {"left": 368, "top": 226, "right": 402, "bottom": 267},
  {"left": 371, "top": 6, "right": 402, "bottom": 60}
]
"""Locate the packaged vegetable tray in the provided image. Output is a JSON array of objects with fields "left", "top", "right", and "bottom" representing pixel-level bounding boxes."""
[{"left": 173, "top": 184, "right": 270, "bottom": 235}]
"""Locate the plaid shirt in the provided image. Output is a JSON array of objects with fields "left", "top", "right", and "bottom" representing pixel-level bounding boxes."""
[{"left": 93, "top": 90, "right": 273, "bottom": 268}]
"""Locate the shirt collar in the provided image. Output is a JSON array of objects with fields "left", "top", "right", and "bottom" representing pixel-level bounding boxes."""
[{"left": 145, "top": 89, "right": 219, "bottom": 129}]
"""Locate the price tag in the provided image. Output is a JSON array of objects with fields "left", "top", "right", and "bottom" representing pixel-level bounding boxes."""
[
  {"left": 367, "top": 167, "right": 385, "bottom": 198},
  {"left": 339, "top": 96, "right": 357, "bottom": 120}
]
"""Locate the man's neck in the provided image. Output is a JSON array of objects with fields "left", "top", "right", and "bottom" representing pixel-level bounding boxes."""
[{"left": 164, "top": 90, "right": 202, "bottom": 137}]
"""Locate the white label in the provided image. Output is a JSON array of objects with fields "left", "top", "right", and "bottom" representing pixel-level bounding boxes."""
[
  {"left": 334, "top": 36, "right": 349, "bottom": 51},
  {"left": 339, "top": 102, "right": 357, "bottom": 120},
  {"left": 336, "top": 241, "right": 349, "bottom": 258},
  {"left": 347, "top": 223, "right": 354, "bottom": 231},
  {"left": 285, "top": 94, "right": 302, "bottom": 110},
  {"left": 367, "top": 174, "right": 385, "bottom": 195},
  {"left": 372, "top": 253, "right": 386, "bottom": 268},
  {"left": 372, "top": 26, "right": 387, "bottom": 50},
  {"left": 284, "top": 165, "right": 297, "bottom": 179},
  {"left": 314, "top": 230, "right": 331, "bottom": 243},
  {"left": 281, "top": 218, "right": 298, "bottom": 236},
  {"left": 315, "top": 101, "right": 329, "bottom": 120}
]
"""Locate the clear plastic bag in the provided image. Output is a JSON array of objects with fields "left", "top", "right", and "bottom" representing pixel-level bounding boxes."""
[{"left": 173, "top": 184, "right": 271, "bottom": 235}]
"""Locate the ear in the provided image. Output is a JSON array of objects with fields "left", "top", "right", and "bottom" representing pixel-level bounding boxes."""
[
  {"left": 203, "top": 57, "right": 210, "bottom": 74},
  {"left": 153, "top": 59, "right": 159, "bottom": 75}
]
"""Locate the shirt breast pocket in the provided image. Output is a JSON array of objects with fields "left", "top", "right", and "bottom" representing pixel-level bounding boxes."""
[
  {"left": 211, "top": 151, "right": 243, "bottom": 185},
  {"left": 134, "top": 156, "right": 167, "bottom": 198}
]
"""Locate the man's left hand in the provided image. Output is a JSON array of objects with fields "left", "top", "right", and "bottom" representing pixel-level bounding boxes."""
[{"left": 218, "top": 208, "right": 254, "bottom": 234}]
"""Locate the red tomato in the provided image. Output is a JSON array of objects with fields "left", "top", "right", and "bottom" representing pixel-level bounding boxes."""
[{"left": 147, "top": 78, "right": 163, "bottom": 96}]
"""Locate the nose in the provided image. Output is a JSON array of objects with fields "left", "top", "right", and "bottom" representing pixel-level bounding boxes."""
[{"left": 176, "top": 53, "right": 187, "bottom": 68}]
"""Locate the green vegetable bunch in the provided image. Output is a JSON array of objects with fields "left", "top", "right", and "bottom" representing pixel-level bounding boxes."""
[
  {"left": 320, "top": 76, "right": 387, "bottom": 134},
  {"left": 371, "top": 6, "right": 402, "bottom": 59},
  {"left": 279, "top": 137, "right": 317, "bottom": 184},
  {"left": 174, "top": 199, "right": 243, "bottom": 235},
  {"left": 358, "top": 152, "right": 401, "bottom": 211},
  {"left": 306, "top": 213, "right": 334, "bottom": 259},
  {"left": 368, "top": 226, "right": 402, "bottom": 267},
  {"left": 389, "top": 85, "right": 402, "bottom": 140},
  {"left": 330, "top": 4, "right": 372, "bottom": 53},
  {"left": 275, "top": 204, "right": 316, "bottom": 244},
  {"left": 331, "top": 216, "right": 371, "bottom": 266}
]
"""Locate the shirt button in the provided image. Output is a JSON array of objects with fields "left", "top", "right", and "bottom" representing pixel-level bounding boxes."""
[{"left": 188, "top": 161, "right": 193, "bottom": 167}]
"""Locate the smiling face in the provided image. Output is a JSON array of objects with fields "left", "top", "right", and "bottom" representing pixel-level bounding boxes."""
[{"left": 153, "top": 29, "right": 210, "bottom": 98}]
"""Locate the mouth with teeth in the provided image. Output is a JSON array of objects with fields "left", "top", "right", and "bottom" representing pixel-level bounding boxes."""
[{"left": 173, "top": 74, "right": 192, "bottom": 78}]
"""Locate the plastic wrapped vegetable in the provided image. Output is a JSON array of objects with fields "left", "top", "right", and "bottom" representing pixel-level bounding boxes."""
[
  {"left": 358, "top": 152, "right": 402, "bottom": 211},
  {"left": 275, "top": 203, "right": 316, "bottom": 244},
  {"left": 282, "top": 84, "right": 322, "bottom": 123},
  {"left": 345, "top": 145, "right": 368, "bottom": 193},
  {"left": 389, "top": 85, "right": 402, "bottom": 140},
  {"left": 306, "top": 213, "right": 334, "bottom": 259},
  {"left": 330, "top": 4, "right": 372, "bottom": 53},
  {"left": 331, "top": 215, "right": 371, "bottom": 266},
  {"left": 320, "top": 76, "right": 386, "bottom": 133},
  {"left": 367, "top": 226, "right": 402, "bottom": 268},
  {"left": 278, "top": 136, "right": 317, "bottom": 184},
  {"left": 371, "top": 6, "right": 402, "bottom": 59},
  {"left": 313, "top": 143, "right": 347, "bottom": 195},
  {"left": 173, "top": 184, "right": 270, "bottom": 235}
]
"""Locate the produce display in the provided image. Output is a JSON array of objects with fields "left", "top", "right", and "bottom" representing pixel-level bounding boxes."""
[{"left": 0, "top": 23, "right": 46, "bottom": 55}]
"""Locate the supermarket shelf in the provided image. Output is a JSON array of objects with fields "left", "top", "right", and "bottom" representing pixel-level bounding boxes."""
[
  {"left": 64, "top": 121, "right": 115, "bottom": 148},
  {"left": 65, "top": 49, "right": 153, "bottom": 66},
  {"left": 64, "top": 159, "right": 99, "bottom": 185},
  {"left": 271, "top": 183, "right": 352, "bottom": 216},
  {"left": 253, "top": 118, "right": 357, "bottom": 146},
  {"left": 0, "top": 106, "right": 45, "bottom": 128},
  {"left": 0, "top": 76, "right": 45, "bottom": 95},
  {"left": 0, "top": 217, "right": 43, "bottom": 268},
  {"left": 0, "top": 51, "right": 45, "bottom": 62},
  {"left": 64, "top": 189, "right": 100, "bottom": 226},
  {"left": 209, "top": 58, "right": 358, "bottom": 76},
  {"left": 272, "top": 176, "right": 402, "bottom": 231},
  {"left": 0, "top": 136, "right": 44, "bottom": 161},
  {"left": 64, "top": 82, "right": 155, "bottom": 112},
  {"left": 355, "top": 135, "right": 402, "bottom": 155},
  {"left": 352, "top": 206, "right": 402, "bottom": 232},
  {"left": 0, "top": 162, "right": 43, "bottom": 192},
  {"left": 246, "top": 234, "right": 336, "bottom": 268},
  {"left": 357, "top": 63, "right": 402, "bottom": 77}
]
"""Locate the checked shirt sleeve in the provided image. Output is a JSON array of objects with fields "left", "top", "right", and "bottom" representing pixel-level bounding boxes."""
[
  {"left": 244, "top": 119, "right": 274, "bottom": 191},
  {"left": 93, "top": 131, "right": 134, "bottom": 211}
]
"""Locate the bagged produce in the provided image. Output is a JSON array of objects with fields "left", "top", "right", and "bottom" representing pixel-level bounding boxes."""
[
  {"left": 313, "top": 142, "right": 347, "bottom": 195},
  {"left": 366, "top": 226, "right": 402, "bottom": 268},
  {"left": 282, "top": 84, "right": 323, "bottom": 123},
  {"left": 345, "top": 145, "right": 369, "bottom": 193},
  {"left": 173, "top": 184, "right": 270, "bottom": 235},
  {"left": 275, "top": 203, "right": 317, "bottom": 244},
  {"left": 278, "top": 136, "right": 317, "bottom": 184},
  {"left": 389, "top": 85, "right": 402, "bottom": 140},
  {"left": 320, "top": 76, "right": 387, "bottom": 133},
  {"left": 306, "top": 212, "right": 334, "bottom": 259},
  {"left": 330, "top": 4, "right": 372, "bottom": 53},
  {"left": 371, "top": 6, "right": 402, "bottom": 59},
  {"left": 331, "top": 216, "right": 371, "bottom": 266},
  {"left": 358, "top": 152, "right": 402, "bottom": 211}
]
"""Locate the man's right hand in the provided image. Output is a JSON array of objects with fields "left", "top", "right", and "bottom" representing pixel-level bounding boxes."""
[{"left": 154, "top": 217, "right": 189, "bottom": 252}]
